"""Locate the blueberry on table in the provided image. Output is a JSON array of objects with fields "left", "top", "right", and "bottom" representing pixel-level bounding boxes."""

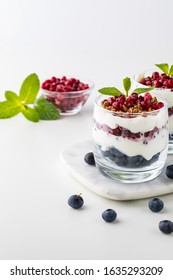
[
  {"left": 165, "top": 165, "right": 173, "bottom": 179},
  {"left": 148, "top": 198, "right": 164, "bottom": 212},
  {"left": 84, "top": 152, "right": 95, "bottom": 165},
  {"left": 159, "top": 220, "right": 173, "bottom": 234},
  {"left": 68, "top": 194, "right": 84, "bottom": 209},
  {"left": 102, "top": 209, "right": 117, "bottom": 223}
]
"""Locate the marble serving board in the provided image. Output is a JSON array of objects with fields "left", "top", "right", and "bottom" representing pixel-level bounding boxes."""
[{"left": 60, "top": 140, "right": 173, "bottom": 200}]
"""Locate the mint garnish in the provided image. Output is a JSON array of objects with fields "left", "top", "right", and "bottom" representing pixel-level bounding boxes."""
[
  {"left": 34, "top": 96, "right": 60, "bottom": 120},
  {"left": 0, "top": 101, "right": 21, "bottom": 118},
  {"left": 155, "top": 63, "right": 173, "bottom": 77},
  {"left": 98, "top": 87, "right": 122, "bottom": 96},
  {"left": 98, "top": 77, "right": 154, "bottom": 97},
  {"left": 21, "top": 105, "right": 40, "bottom": 122},
  {"left": 123, "top": 77, "right": 131, "bottom": 96},
  {"left": 19, "top": 73, "right": 40, "bottom": 104},
  {"left": 0, "top": 73, "right": 60, "bottom": 122}
]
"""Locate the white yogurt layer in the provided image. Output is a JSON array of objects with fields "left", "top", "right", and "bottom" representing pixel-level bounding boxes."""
[{"left": 93, "top": 128, "right": 168, "bottom": 160}]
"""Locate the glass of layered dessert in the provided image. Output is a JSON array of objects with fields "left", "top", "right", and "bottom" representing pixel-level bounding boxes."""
[
  {"left": 93, "top": 78, "right": 169, "bottom": 183},
  {"left": 134, "top": 63, "right": 173, "bottom": 154}
]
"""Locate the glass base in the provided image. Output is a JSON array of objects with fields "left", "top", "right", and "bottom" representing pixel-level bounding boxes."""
[{"left": 96, "top": 162, "right": 163, "bottom": 184}]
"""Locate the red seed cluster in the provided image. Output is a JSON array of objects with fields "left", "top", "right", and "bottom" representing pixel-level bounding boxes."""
[
  {"left": 102, "top": 93, "right": 164, "bottom": 113},
  {"left": 140, "top": 72, "right": 173, "bottom": 89},
  {"left": 41, "top": 76, "right": 89, "bottom": 92}
]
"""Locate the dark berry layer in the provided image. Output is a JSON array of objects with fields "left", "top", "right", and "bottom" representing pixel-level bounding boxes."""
[
  {"left": 140, "top": 72, "right": 173, "bottom": 89},
  {"left": 102, "top": 93, "right": 164, "bottom": 113},
  {"left": 95, "top": 121, "right": 161, "bottom": 142},
  {"left": 96, "top": 145, "right": 160, "bottom": 168}
]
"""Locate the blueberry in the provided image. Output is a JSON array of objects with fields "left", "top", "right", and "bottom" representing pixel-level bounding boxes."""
[
  {"left": 68, "top": 194, "right": 84, "bottom": 209},
  {"left": 148, "top": 198, "right": 164, "bottom": 212},
  {"left": 84, "top": 152, "right": 95, "bottom": 165},
  {"left": 165, "top": 165, "right": 173, "bottom": 179},
  {"left": 109, "top": 147, "right": 123, "bottom": 157},
  {"left": 159, "top": 220, "right": 173, "bottom": 234},
  {"left": 102, "top": 209, "right": 117, "bottom": 223},
  {"left": 127, "top": 155, "right": 144, "bottom": 167},
  {"left": 115, "top": 155, "right": 127, "bottom": 166},
  {"left": 101, "top": 149, "right": 111, "bottom": 157}
]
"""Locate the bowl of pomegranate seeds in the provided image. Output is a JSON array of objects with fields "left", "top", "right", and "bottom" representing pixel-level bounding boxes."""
[
  {"left": 41, "top": 75, "right": 94, "bottom": 115},
  {"left": 134, "top": 65, "right": 173, "bottom": 154},
  {"left": 93, "top": 77, "right": 169, "bottom": 183}
]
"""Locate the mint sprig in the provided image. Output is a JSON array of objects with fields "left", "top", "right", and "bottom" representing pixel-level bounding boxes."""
[
  {"left": 0, "top": 73, "right": 60, "bottom": 122},
  {"left": 155, "top": 63, "right": 173, "bottom": 77},
  {"left": 98, "top": 77, "right": 154, "bottom": 97}
]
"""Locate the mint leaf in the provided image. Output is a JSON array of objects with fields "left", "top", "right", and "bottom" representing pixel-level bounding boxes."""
[
  {"left": 0, "top": 101, "right": 21, "bottom": 118},
  {"left": 123, "top": 77, "right": 131, "bottom": 96},
  {"left": 155, "top": 63, "right": 169, "bottom": 75},
  {"left": 5, "top": 91, "right": 21, "bottom": 104},
  {"left": 19, "top": 73, "right": 40, "bottom": 104},
  {"left": 21, "top": 105, "right": 40, "bottom": 122},
  {"left": 34, "top": 96, "right": 60, "bottom": 120},
  {"left": 168, "top": 64, "right": 173, "bottom": 76},
  {"left": 133, "top": 87, "right": 154, "bottom": 94},
  {"left": 98, "top": 87, "right": 122, "bottom": 96}
]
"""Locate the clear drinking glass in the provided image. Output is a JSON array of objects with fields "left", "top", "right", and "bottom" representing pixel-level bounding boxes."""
[{"left": 93, "top": 94, "right": 169, "bottom": 183}]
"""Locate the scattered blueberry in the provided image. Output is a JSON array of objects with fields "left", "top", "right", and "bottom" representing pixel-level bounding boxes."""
[
  {"left": 84, "top": 152, "right": 95, "bottom": 165},
  {"left": 159, "top": 220, "right": 173, "bottom": 234},
  {"left": 102, "top": 209, "right": 117, "bottom": 223},
  {"left": 148, "top": 198, "right": 164, "bottom": 212},
  {"left": 68, "top": 194, "right": 84, "bottom": 209},
  {"left": 165, "top": 164, "right": 173, "bottom": 179}
]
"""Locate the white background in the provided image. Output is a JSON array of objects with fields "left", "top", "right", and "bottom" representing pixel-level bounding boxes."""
[{"left": 0, "top": 0, "right": 173, "bottom": 260}]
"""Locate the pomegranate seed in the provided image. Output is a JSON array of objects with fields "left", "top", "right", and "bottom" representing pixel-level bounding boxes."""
[
  {"left": 154, "top": 80, "right": 160, "bottom": 88},
  {"left": 146, "top": 80, "right": 152, "bottom": 86},
  {"left": 168, "top": 79, "right": 173, "bottom": 88},
  {"left": 152, "top": 72, "right": 160, "bottom": 80},
  {"left": 51, "top": 76, "right": 57, "bottom": 83},
  {"left": 157, "top": 102, "right": 164, "bottom": 109}
]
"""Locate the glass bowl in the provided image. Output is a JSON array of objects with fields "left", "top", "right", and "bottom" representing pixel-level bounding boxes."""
[
  {"left": 93, "top": 93, "right": 169, "bottom": 183},
  {"left": 133, "top": 70, "right": 173, "bottom": 154},
  {"left": 41, "top": 76, "right": 94, "bottom": 116}
]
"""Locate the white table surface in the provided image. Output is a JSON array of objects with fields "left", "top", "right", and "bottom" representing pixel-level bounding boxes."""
[{"left": 0, "top": 0, "right": 173, "bottom": 260}]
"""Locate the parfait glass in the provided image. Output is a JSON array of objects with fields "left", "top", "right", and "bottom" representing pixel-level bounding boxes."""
[{"left": 93, "top": 93, "right": 169, "bottom": 183}]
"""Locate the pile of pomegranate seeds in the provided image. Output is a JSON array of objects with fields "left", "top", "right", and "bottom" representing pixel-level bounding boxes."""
[
  {"left": 41, "top": 76, "right": 89, "bottom": 92},
  {"left": 140, "top": 72, "right": 173, "bottom": 89},
  {"left": 41, "top": 76, "right": 91, "bottom": 113},
  {"left": 102, "top": 93, "right": 164, "bottom": 113}
]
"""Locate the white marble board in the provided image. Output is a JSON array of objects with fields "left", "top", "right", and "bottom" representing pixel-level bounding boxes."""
[{"left": 60, "top": 140, "right": 173, "bottom": 200}]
